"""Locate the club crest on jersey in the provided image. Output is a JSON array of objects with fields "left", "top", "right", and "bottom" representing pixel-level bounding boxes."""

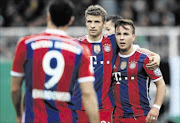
[
  {"left": 103, "top": 44, "right": 111, "bottom": 52},
  {"left": 94, "top": 45, "right": 101, "bottom": 54},
  {"left": 129, "top": 61, "right": 137, "bottom": 69},
  {"left": 153, "top": 68, "right": 162, "bottom": 76},
  {"left": 120, "top": 61, "right": 127, "bottom": 70}
]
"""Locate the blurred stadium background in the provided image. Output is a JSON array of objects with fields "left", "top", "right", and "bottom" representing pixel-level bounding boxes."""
[{"left": 0, "top": 0, "right": 179, "bottom": 123}]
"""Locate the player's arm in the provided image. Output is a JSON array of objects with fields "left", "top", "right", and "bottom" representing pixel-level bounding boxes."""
[
  {"left": 80, "top": 82, "right": 99, "bottom": 123},
  {"left": 11, "top": 76, "right": 24, "bottom": 123},
  {"left": 141, "top": 48, "right": 160, "bottom": 70},
  {"left": 11, "top": 39, "right": 26, "bottom": 123},
  {"left": 146, "top": 78, "right": 166, "bottom": 123}
]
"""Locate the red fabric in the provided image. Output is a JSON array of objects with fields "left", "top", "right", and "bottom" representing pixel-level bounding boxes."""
[
  {"left": 102, "top": 37, "right": 113, "bottom": 109},
  {"left": 127, "top": 52, "right": 145, "bottom": 116},
  {"left": 113, "top": 116, "right": 147, "bottom": 123},
  {"left": 33, "top": 47, "right": 48, "bottom": 122},
  {"left": 99, "top": 108, "right": 114, "bottom": 122},
  {"left": 77, "top": 108, "right": 114, "bottom": 123}
]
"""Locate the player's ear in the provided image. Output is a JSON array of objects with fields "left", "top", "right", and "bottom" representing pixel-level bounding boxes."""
[
  {"left": 67, "top": 16, "right": 75, "bottom": 26},
  {"left": 132, "top": 34, "right": 136, "bottom": 42}
]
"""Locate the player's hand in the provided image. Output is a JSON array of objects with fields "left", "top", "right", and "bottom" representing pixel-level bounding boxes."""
[
  {"left": 146, "top": 107, "right": 159, "bottom": 123},
  {"left": 146, "top": 55, "right": 160, "bottom": 70}
]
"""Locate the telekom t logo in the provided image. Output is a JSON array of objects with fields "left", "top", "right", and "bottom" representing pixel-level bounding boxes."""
[
  {"left": 89, "top": 56, "right": 97, "bottom": 69},
  {"left": 89, "top": 55, "right": 110, "bottom": 69},
  {"left": 112, "top": 72, "right": 121, "bottom": 82}
]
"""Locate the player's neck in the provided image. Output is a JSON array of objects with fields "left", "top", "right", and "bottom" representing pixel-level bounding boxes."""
[
  {"left": 88, "top": 34, "right": 102, "bottom": 41},
  {"left": 47, "top": 22, "right": 67, "bottom": 32}
]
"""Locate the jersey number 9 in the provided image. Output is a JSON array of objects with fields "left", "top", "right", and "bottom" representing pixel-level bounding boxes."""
[{"left": 42, "top": 50, "right": 65, "bottom": 89}]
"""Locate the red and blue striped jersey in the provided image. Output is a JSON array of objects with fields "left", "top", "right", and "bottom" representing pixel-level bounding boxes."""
[
  {"left": 72, "top": 34, "right": 118, "bottom": 110},
  {"left": 112, "top": 47, "right": 163, "bottom": 118},
  {"left": 11, "top": 29, "right": 94, "bottom": 123}
]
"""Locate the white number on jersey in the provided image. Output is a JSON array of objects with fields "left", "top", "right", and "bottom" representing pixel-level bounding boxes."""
[{"left": 42, "top": 50, "right": 65, "bottom": 89}]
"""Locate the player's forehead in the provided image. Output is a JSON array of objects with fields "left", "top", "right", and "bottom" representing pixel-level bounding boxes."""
[
  {"left": 86, "top": 15, "right": 103, "bottom": 22},
  {"left": 116, "top": 25, "right": 132, "bottom": 32}
]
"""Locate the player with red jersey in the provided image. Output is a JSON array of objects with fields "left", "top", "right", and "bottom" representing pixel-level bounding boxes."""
[
  {"left": 71, "top": 5, "right": 161, "bottom": 123},
  {"left": 10, "top": 0, "right": 99, "bottom": 123},
  {"left": 73, "top": 32, "right": 117, "bottom": 123},
  {"left": 112, "top": 19, "right": 166, "bottom": 123}
]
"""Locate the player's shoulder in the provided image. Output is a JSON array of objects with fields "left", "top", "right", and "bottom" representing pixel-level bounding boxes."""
[
  {"left": 17, "top": 33, "right": 42, "bottom": 45},
  {"left": 136, "top": 48, "right": 151, "bottom": 58},
  {"left": 103, "top": 33, "right": 115, "bottom": 38},
  {"left": 75, "top": 36, "right": 87, "bottom": 42},
  {"left": 23, "top": 32, "right": 48, "bottom": 41},
  {"left": 72, "top": 37, "right": 90, "bottom": 54},
  {"left": 69, "top": 37, "right": 84, "bottom": 48},
  {"left": 103, "top": 34, "right": 116, "bottom": 42}
]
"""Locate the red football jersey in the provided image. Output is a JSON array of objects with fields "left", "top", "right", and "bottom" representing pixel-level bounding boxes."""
[
  {"left": 112, "top": 47, "right": 163, "bottom": 119},
  {"left": 11, "top": 29, "right": 94, "bottom": 123},
  {"left": 72, "top": 34, "right": 118, "bottom": 110}
]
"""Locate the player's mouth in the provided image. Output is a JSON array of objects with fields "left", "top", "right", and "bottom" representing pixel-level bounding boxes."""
[
  {"left": 120, "top": 42, "right": 126, "bottom": 45},
  {"left": 119, "top": 42, "right": 126, "bottom": 46},
  {"left": 90, "top": 30, "right": 97, "bottom": 33}
]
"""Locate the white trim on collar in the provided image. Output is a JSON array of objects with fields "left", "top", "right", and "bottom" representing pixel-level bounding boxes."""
[
  {"left": 119, "top": 45, "right": 138, "bottom": 58},
  {"left": 45, "top": 28, "right": 67, "bottom": 36},
  {"left": 86, "top": 35, "right": 103, "bottom": 43}
]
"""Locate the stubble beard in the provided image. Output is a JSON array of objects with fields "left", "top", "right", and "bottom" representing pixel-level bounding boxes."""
[{"left": 89, "top": 32, "right": 102, "bottom": 40}]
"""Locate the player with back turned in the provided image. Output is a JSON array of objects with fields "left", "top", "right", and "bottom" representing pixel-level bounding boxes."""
[{"left": 10, "top": 0, "right": 99, "bottom": 123}]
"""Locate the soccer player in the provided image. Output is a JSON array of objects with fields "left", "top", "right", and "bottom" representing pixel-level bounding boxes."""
[
  {"left": 10, "top": 0, "right": 99, "bottom": 123},
  {"left": 104, "top": 15, "right": 123, "bottom": 35},
  {"left": 112, "top": 19, "right": 166, "bottom": 123},
  {"left": 72, "top": 5, "right": 161, "bottom": 123},
  {"left": 104, "top": 14, "right": 159, "bottom": 70}
]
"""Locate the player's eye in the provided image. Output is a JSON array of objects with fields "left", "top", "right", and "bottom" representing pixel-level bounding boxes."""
[
  {"left": 116, "top": 32, "right": 121, "bottom": 35},
  {"left": 87, "top": 20, "right": 92, "bottom": 23},
  {"left": 124, "top": 33, "right": 129, "bottom": 35},
  {"left": 95, "top": 21, "right": 100, "bottom": 23}
]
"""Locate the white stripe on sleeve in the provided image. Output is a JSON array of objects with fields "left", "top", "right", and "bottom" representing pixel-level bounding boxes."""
[
  {"left": 10, "top": 71, "right": 24, "bottom": 77},
  {"left": 78, "top": 76, "right": 95, "bottom": 83},
  {"left": 151, "top": 76, "right": 163, "bottom": 83}
]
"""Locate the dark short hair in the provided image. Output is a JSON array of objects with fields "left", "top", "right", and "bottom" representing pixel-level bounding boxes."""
[
  {"left": 48, "top": 0, "right": 74, "bottom": 27},
  {"left": 115, "top": 19, "right": 135, "bottom": 34},
  {"left": 106, "top": 15, "right": 123, "bottom": 24}
]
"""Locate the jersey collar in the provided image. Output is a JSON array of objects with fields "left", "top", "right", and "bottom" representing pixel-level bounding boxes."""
[
  {"left": 45, "top": 28, "right": 67, "bottom": 36},
  {"left": 86, "top": 35, "right": 103, "bottom": 43},
  {"left": 118, "top": 45, "right": 138, "bottom": 58}
]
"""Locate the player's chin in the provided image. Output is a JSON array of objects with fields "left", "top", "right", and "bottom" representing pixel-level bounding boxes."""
[
  {"left": 90, "top": 33, "right": 98, "bottom": 37},
  {"left": 118, "top": 45, "right": 125, "bottom": 50},
  {"left": 119, "top": 47, "right": 127, "bottom": 52}
]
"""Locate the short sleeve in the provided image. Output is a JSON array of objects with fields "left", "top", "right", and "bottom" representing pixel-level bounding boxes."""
[
  {"left": 10, "top": 38, "right": 27, "bottom": 77},
  {"left": 143, "top": 56, "right": 163, "bottom": 82},
  {"left": 77, "top": 45, "right": 95, "bottom": 83}
]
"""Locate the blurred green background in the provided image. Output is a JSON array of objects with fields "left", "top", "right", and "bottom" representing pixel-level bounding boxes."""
[{"left": 0, "top": 60, "right": 16, "bottom": 122}]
